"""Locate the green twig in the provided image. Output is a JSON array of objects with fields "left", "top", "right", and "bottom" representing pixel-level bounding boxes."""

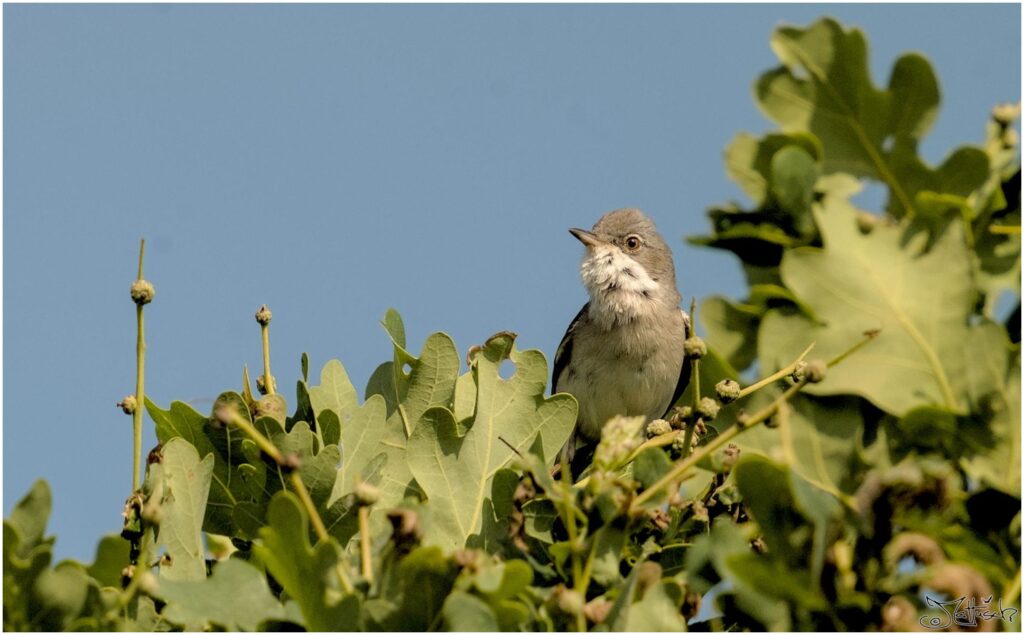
[
  {"left": 990, "top": 224, "right": 1021, "bottom": 235},
  {"left": 106, "top": 528, "right": 153, "bottom": 621},
  {"left": 738, "top": 342, "right": 815, "bottom": 399},
  {"left": 219, "top": 408, "right": 339, "bottom": 565},
  {"left": 132, "top": 239, "right": 147, "bottom": 492},
  {"left": 827, "top": 330, "right": 879, "bottom": 368},
  {"left": 358, "top": 495, "right": 374, "bottom": 585},
  {"left": 631, "top": 377, "right": 810, "bottom": 512},
  {"left": 261, "top": 324, "right": 274, "bottom": 396},
  {"left": 679, "top": 298, "right": 702, "bottom": 458},
  {"left": 558, "top": 460, "right": 586, "bottom": 632},
  {"left": 1002, "top": 567, "right": 1021, "bottom": 610}
]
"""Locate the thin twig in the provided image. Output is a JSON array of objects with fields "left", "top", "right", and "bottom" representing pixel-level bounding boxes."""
[
  {"left": 631, "top": 377, "right": 810, "bottom": 511},
  {"left": 261, "top": 323, "right": 274, "bottom": 396},
  {"left": 737, "top": 342, "right": 815, "bottom": 399},
  {"left": 132, "top": 239, "right": 147, "bottom": 492},
  {"left": 679, "top": 298, "right": 702, "bottom": 458},
  {"left": 827, "top": 330, "right": 879, "bottom": 368},
  {"left": 558, "top": 460, "right": 586, "bottom": 632}
]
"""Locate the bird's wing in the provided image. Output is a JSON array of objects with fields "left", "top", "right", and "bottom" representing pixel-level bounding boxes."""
[
  {"left": 552, "top": 303, "right": 589, "bottom": 393},
  {"left": 665, "top": 308, "right": 692, "bottom": 415}
]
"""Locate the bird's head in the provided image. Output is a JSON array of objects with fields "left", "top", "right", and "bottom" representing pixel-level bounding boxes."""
[{"left": 571, "top": 208, "right": 680, "bottom": 324}]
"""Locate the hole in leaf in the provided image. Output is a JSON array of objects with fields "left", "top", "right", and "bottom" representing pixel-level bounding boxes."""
[
  {"left": 849, "top": 181, "right": 888, "bottom": 213},
  {"left": 402, "top": 362, "right": 413, "bottom": 375},
  {"left": 882, "top": 135, "right": 895, "bottom": 153},
  {"left": 499, "top": 359, "right": 516, "bottom": 380}
]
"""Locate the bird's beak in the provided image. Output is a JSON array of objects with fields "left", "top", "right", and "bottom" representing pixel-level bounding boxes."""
[{"left": 569, "top": 228, "right": 606, "bottom": 249}]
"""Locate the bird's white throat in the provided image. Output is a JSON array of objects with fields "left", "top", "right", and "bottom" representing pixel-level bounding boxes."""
[{"left": 580, "top": 245, "right": 662, "bottom": 329}]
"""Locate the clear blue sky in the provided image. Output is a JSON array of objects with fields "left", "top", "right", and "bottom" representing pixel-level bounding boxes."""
[{"left": 4, "top": 3, "right": 1020, "bottom": 560}]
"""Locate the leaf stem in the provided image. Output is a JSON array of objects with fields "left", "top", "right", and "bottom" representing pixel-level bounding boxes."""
[{"left": 631, "top": 377, "right": 809, "bottom": 512}]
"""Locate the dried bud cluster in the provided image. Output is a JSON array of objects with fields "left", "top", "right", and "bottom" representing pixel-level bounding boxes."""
[
  {"left": 130, "top": 279, "right": 155, "bottom": 305},
  {"left": 118, "top": 395, "right": 138, "bottom": 415},
  {"left": 804, "top": 360, "right": 828, "bottom": 383},
  {"left": 696, "top": 397, "right": 720, "bottom": 421},
  {"left": 670, "top": 406, "right": 692, "bottom": 428},
  {"left": 683, "top": 336, "right": 706, "bottom": 359},
  {"left": 715, "top": 379, "right": 741, "bottom": 403},
  {"left": 255, "top": 304, "right": 272, "bottom": 326},
  {"left": 645, "top": 419, "right": 672, "bottom": 438},
  {"left": 555, "top": 587, "right": 584, "bottom": 616},
  {"left": 594, "top": 415, "right": 645, "bottom": 470}
]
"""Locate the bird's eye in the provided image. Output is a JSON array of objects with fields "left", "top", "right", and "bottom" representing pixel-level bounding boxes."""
[{"left": 624, "top": 235, "right": 642, "bottom": 252}]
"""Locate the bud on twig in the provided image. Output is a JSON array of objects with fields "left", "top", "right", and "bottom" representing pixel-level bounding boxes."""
[
  {"left": 715, "top": 379, "right": 741, "bottom": 403},
  {"left": 118, "top": 395, "right": 138, "bottom": 415},
  {"left": 255, "top": 304, "right": 272, "bottom": 326},
  {"left": 670, "top": 406, "right": 692, "bottom": 429},
  {"left": 683, "top": 336, "right": 707, "bottom": 359},
  {"left": 804, "top": 360, "right": 827, "bottom": 383},
  {"left": 130, "top": 279, "right": 155, "bottom": 305},
  {"left": 256, "top": 374, "right": 276, "bottom": 395},
  {"left": 645, "top": 419, "right": 672, "bottom": 438},
  {"left": 697, "top": 397, "right": 720, "bottom": 421},
  {"left": 556, "top": 587, "right": 585, "bottom": 616},
  {"left": 993, "top": 102, "right": 1021, "bottom": 126}
]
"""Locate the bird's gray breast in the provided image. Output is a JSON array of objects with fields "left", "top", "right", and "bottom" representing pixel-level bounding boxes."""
[{"left": 556, "top": 310, "right": 686, "bottom": 441}]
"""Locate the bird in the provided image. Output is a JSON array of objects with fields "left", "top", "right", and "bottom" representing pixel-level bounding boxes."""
[{"left": 552, "top": 208, "right": 690, "bottom": 475}]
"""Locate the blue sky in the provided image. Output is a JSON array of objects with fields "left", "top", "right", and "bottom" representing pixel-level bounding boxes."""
[{"left": 4, "top": 3, "right": 1020, "bottom": 560}]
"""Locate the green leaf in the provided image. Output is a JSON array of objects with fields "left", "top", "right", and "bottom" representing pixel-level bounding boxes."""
[
  {"left": 7, "top": 479, "right": 51, "bottom": 557},
  {"left": 366, "top": 545, "right": 457, "bottom": 630},
  {"left": 700, "top": 296, "right": 761, "bottom": 373},
  {"left": 157, "top": 559, "right": 288, "bottom": 631},
  {"left": 960, "top": 346, "right": 1021, "bottom": 495},
  {"left": 725, "top": 132, "right": 822, "bottom": 205},
  {"left": 734, "top": 455, "right": 839, "bottom": 587},
  {"left": 147, "top": 398, "right": 263, "bottom": 538},
  {"left": 306, "top": 360, "right": 391, "bottom": 507},
  {"left": 31, "top": 561, "right": 97, "bottom": 630},
  {"left": 756, "top": 18, "right": 988, "bottom": 218},
  {"left": 590, "top": 525, "right": 628, "bottom": 588},
  {"left": 623, "top": 580, "right": 686, "bottom": 631},
  {"left": 737, "top": 393, "right": 863, "bottom": 495},
  {"left": 3, "top": 482, "right": 56, "bottom": 631},
  {"left": 633, "top": 447, "right": 674, "bottom": 490},
  {"left": 759, "top": 195, "right": 994, "bottom": 417},
  {"left": 85, "top": 534, "right": 130, "bottom": 588},
  {"left": 152, "top": 438, "right": 214, "bottom": 582},
  {"left": 443, "top": 590, "right": 499, "bottom": 631},
  {"left": 407, "top": 332, "right": 577, "bottom": 550},
  {"left": 371, "top": 310, "right": 461, "bottom": 439},
  {"left": 770, "top": 145, "right": 820, "bottom": 235},
  {"left": 254, "top": 492, "right": 358, "bottom": 631},
  {"left": 605, "top": 562, "right": 685, "bottom": 631}
]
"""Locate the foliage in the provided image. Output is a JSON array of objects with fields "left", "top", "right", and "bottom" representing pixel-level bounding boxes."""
[{"left": 4, "top": 17, "right": 1020, "bottom": 632}]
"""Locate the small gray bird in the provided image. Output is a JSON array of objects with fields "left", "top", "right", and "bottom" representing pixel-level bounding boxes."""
[{"left": 553, "top": 208, "right": 690, "bottom": 472}]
